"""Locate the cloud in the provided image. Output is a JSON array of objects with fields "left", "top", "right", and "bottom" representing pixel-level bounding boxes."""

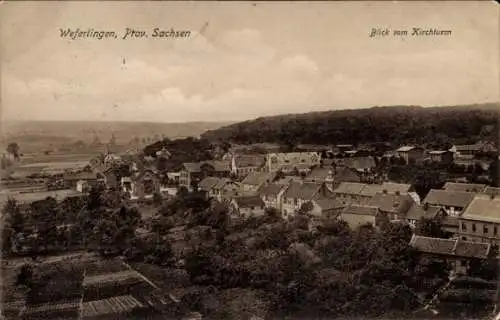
[{"left": 281, "top": 54, "right": 319, "bottom": 75}]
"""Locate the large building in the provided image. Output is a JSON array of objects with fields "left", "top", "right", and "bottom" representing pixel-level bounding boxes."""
[
  {"left": 266, "top": 152, "right": 321, "bottom": 172},
  {"left": 458, "top": 194, "right": 500, "bottom": 245}
]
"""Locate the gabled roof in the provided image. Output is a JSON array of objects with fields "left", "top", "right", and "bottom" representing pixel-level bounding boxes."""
[
  {"left": 409, "top": 235, "right": 490, "bottom": 259},
  {"left": 233, "top": 195, "right": 264, "bottom": 208},
  {"left": 259, "top": 183, "right": 285, "bottom": 197},
  {"left": 341, "top": 204, "right": 380, "bottom": 216},
  {"left": 405, "top": 203, "right": 443, "bottom": 220},
  {"left": 379, "top": 182, "right": 412, "bottom": 194},
  {"left": 423, "top": 189, "right": 475, "bottom": 209},
  {"left": 283, "top": 181, "right": 324, "bottom": 201},
  {"left": 314, "top": 197, "right": 345, "bottom": 211},
  {"left": 443, "top": 182, "right": 487, "bottom": 193},
  {"left": 369, "top": 193, "right": 414, "bottom": 214},
  {"left": 334, "top": 182, "right": 367, "bottom": 195},
  {"left": 198, "top": 177, "right": 220, "bottom": 191},
  {"left": 214, "top": 177, "right": 232, "bottom": 190},
  {"left": 461, "top": 194, "right": 500, "bottom": 223},
  {"left": 241, "top": 171, "right": 275, "bottom": 186},
  {"left": 333, "top": 166, "right": 361, "bottom": 183},
  {"left": 305, "top": 167, "right": 332, "bottom": 182},
  {"left": 338, "top": 157, "right": 376, "bottom": 171}
]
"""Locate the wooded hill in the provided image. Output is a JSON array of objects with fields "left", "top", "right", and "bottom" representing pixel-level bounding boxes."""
[{"left": 201, "top": 103, "right": 500, "bottom": 147}]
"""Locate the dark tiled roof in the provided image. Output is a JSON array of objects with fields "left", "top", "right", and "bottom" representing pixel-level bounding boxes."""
[
  {"left": 233, "top": 195, "right": 265, "bottom": 208},
  {"left": 379, "top": 182, "right": 412, "bottom": 194},
  {"left": 409, "top": 235, "right": 491, "bottom": 259},
  {"left": 337, "top": 157, "right": 376, "bottom": 171},
  {"left": 333, "top": 167, "right": 361, "bottom": 183},
  {"left": 341, "top": 204, "right": 380, "bottom": 216},
  {"left": 183, "top": 160, "right": 231, "bottom": 173},
  {"left": 283, "top": 181, "right": 323, "bottom": 201},
  {"left": 305, "top": 167, "right": 332, "bottom": 182},
  {"left": 369, "top": 193, "right": 414, "bottom": 214},
  {"left": 409, "top": 235, "right": 457, "bottom": 256},
  {"left": 405, "top": 204, "right": 442, "bottom": 220},
  {"left": 423, "top": 189, "right": 475, "bottom": 208},
  {"left": 314, "top": 198, "right": 345, "bottom": 211},
  {"left": 443, "top": 182, "right": 487, "bottom": 193},
  {"left": 234, "top": 155, "right": 266, "bottom": 168},
  {"left": 198, "top": 177, "right": 220, "bottom": 191},
  {"left": 241, "top": 171, "right": 275, "bottom": 186},
  {"left": 259, "top": 183, "right": 285, "bottom": 197},
  {"left": 334, "top": 182, "right": 367, "bottom": 195}
]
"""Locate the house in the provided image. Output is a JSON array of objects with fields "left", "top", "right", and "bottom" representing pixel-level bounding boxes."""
[
  {"left": 443, "top": 182, "right": 487, "bottom": 193},
  {"left": 368, "top": 193, "right": 414, "bottom": 221},
  {"left": 309, "top": 197, "right": 346, "bottom": 218},
  {"left": 230, "top": 154, "right": 266, "bottom": 178},
  {"left": 266, "top": 152, "right": 321, "bottom": 172},
  {"left": 458, "top": 194, "right": 500, "bottom": 245},
  {"left": 409, "top": 235, "right": 492, "bottom": 275},
  {"left": 405, "top": 203, "right": 445, "bottom": 228},
  {"left": 333, "top": 182, "right": 379, "bottom": 204},
  {"left": 198, "top": 177, "right": 220, "bottom": 196},
  {"left": 280, "top": 181, "right": 333, "bottom": 219},
  {"left": 304, "top": 167, "right": 334, "bottom": 190},
  {"left": 335, "top": 144, "right": 354, "bottom": 154},
  {"left": 259, "top": 183, "right": 288, "bottom": 212},
  {"left": 335, "top": 156, "right": 376, "bottom": 173},
  {"left": 230, "top": 195, "right": 266, "bottom": 220},
  {"left": 338, "top": 205, "right": 386, "bottom": 230},
  {"left": 427, "top": 150, "right": 454, "bottom": 165},
  {"left": 377, "top": 182, "right": 412, "bottom": 195},
  {"left": 76, "top": 180, "right": 91, "bottom": 193},
  {"left": 62, "top": 172, "right": 98, "bottom": 190},
  {"left": 454, "top": 144, "right": 482, "bottom": 158},
  {"left": 240, "top": 171, "right": 276, "bottom": 193},
  {"left": 280, "top": 163, "right": 314, "bottom": 175},
  {"left": 198, "top": 177, "right": 240, "bottom": 201},
  {"left": 179, "top": 161, "right": 231, "bottom": 190},
  {"left": 422, "top": 189, "right": 475, "bottom": 217},
  {"left": 331, "top": 166, "right": 362, "bottom": 189},
  {"left": 396, "top": 146, "right": 425, "bottom": 164},
  {"left": 130, "top": 170, "right": 160, "bottom": 200}
]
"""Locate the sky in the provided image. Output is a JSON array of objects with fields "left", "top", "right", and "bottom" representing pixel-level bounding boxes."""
[{"left": 1, "top": 1, "right": 499, "bottom": 123}]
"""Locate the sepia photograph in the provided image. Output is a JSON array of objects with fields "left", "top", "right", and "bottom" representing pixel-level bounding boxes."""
[{"left": 0, "top": 1, "right": 499, "bottom": 319}]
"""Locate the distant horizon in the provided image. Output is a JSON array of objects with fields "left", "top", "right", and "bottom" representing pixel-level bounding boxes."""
[{"left": 2, "top": 100, "right": 499, "bottom": 125}]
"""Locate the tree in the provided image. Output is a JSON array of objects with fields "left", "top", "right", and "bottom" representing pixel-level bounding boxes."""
[
  {"left": 414, "top": 217, "right": 447, "bottom": 238},
  {"left": 6, "top": 142, "right": 20, "bottom": 159},
  {"left": 3, "top": 198, "right": 24, "bottom": 233}
]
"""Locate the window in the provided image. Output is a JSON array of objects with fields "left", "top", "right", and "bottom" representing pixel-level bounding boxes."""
[
  {"left": 294, "top": 198, "right": 298, "bottom": 205},
  {"left": 472, "top": 224, "right": 476, "bottom": 232},
  {"left": 484, "top": 226, "right": 489, "bottom": 234},
  {"left": 462, "top": 223, "right": 467, "bottom": 232},
  {"left": 494, "top": 226, "right": 498, "bottom": 235},
  {"left": 283, "top": 210, "right": 288, "bottom": 216}
]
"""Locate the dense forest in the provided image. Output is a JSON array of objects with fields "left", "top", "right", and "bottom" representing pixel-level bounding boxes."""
[{"left": 201, "top": 103, "right": 500, "bottom": 147}]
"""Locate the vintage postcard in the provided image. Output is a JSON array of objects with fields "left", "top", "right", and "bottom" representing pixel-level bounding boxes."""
[{"left": 1, "top": 1, "right": 499, "bottom": 319}]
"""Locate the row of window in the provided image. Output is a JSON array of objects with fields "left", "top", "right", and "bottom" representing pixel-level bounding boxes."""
[{"left": 462, "top": 223, "right": 498, "bottom": 235}]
